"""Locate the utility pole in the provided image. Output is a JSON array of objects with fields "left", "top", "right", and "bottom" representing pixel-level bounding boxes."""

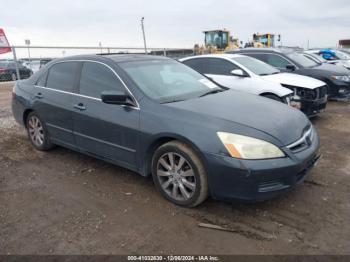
[{"left": 141, "top": 17, "right": 147, "bottom": 54}]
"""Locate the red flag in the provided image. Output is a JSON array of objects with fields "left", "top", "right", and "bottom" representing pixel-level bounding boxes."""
[{"left": 0, "top": 28, "right": 11, "bottom": 54}]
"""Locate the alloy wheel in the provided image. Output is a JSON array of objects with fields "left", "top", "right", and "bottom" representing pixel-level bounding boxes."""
[
  {"left": 28, "top": 116, "right": 44, "bottom": 147},
  {"left": 156, "top": 152, "right": 196, "bottom": 201}
]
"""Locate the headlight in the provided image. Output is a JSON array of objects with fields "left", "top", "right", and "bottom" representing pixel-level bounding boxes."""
[
  {"left": 331, "top": 75, "right": 350, "bottom": 82},
  {"left": 217, "top": 132, "right": 285, "bottom": 160},
  {"left": 290, "top": 95, "right": 302, "bottom": 109}
]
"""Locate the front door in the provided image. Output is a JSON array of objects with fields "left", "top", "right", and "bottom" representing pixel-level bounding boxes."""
[
  {"left": 72, "top": 61, "right": 140, "bottom": 170},
  {"left": 203, "top": 58, "right": 259, "bottom": 94}
]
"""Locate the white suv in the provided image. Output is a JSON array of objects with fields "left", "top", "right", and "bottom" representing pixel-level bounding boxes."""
[{"left": 180, "top": 54, "right": 328, "bottom": 117}]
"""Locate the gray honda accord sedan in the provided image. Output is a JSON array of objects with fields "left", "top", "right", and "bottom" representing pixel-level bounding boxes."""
[{"left": 12, "top": 54, "right": 321, "bottom": 207}]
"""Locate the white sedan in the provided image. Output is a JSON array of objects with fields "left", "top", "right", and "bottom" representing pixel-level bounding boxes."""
[{"left": 180, "top": 54, "right": 328, "bottom": 117}]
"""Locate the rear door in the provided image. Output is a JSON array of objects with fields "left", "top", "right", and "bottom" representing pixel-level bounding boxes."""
[
  {"left": 72, "top": 61, "right": 140, "bottom": 170},
  {"left": 245, "top": 53, "right": 294, "bottom": 72},
  {"left": 34, "top": 61, "right": 80, "bottom": 148}
]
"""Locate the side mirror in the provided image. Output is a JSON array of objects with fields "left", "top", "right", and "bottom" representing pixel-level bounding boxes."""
[
  {"left": 286, "top": 64, "right": 296, "bottom": 71},
  {"left": 101, "top": 91, "right": 136, "bottom": 107},
  {"left": 231, "top": 69, "right": 247, "bottom": 77}
]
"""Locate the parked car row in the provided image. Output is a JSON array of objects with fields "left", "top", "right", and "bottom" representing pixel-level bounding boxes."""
[
  {"left": 304, "top": 49, "right": 350, "bottom": 70},
  {"left": 0, "top": 60, "right": 33, "bottom": 81},
  {"left": 180, "top": 54, "right": 327, "bottom": 117},
  {"left": 0, "top": 59, "right": 54, "bottom": 82},
  {"left": 228, "top": 48, "right": 350, "bottom": 101},
  {"left": 12, "top": 54, "right": 322, "bottom": 207},
  {"left": 20, "top": 58, "right": 53, "bottom": 73}
]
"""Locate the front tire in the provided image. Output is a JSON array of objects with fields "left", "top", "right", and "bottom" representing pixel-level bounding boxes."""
[
  {"left": 152, "top": 141, "right": 209, "bottom": 207},
  {"left": 26, "top": 112, "right": 54, "bottom": 151}
]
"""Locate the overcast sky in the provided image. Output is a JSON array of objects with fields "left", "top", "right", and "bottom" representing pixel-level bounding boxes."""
[{"left": 1, "top": 0, "right": 349, "bottom": 57}]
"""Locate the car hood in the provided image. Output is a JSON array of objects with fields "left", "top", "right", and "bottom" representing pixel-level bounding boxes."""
[
  {"left": 261, "top": 72, "right": 325, "bottom": 89},
  {"left": 168, "top": 90, "right": 309, "bottom": 146},
  {"left": 306, "top": 63, "right": 350, "bottom": 76}
]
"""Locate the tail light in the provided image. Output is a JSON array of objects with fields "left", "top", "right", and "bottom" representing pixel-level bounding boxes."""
[{"left": 0, "top": 68, "right": 7, "bottom": 72}]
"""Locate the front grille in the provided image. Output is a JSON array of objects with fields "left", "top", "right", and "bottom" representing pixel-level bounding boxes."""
[
  {"left": 287, "top": 126, "right": 314, "bottom": 153},
  {"left": 303, "top": 89, "right": 317, "bottom": 100},
  {"left": 282, "top": 84, "right": 327, "bottom": 100},
  {"left": 317, "top": 85, "right": 327, "bottom": 98}
]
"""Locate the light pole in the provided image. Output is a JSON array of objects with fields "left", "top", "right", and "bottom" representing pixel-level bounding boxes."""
[
  {"left": 99, "top": 42, "right": 102, "bottom": 54},
  {"left": 141, "top": 17, "right": 148, "bottom": 54},
  {"left": 25, "top": 39, "right": 31, "bottom": 69}
]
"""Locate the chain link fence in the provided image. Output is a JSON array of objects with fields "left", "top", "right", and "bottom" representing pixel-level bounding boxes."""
[{"left": 0, "top": 45, "right": 195, "bottom": 81}]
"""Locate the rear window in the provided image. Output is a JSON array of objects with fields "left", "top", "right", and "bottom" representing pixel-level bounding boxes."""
[
  {"left": 36, "top": 71, "right": 48, "bottom": 86},
  {"left": 46, "top": 62, "right": 79, "bottom": 92},
  {"left": 0, "top": 62, "right": 8, "bottom": 68}
]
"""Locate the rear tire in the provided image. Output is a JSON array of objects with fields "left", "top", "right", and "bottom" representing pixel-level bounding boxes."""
[
  {"left": 26, "top": 112, "right": 54, "bottom": 151},
  {"left": 262, "top": 94, "right": 283, "bottom": 103},
  {"left": 152, "top": 141, "right": 209, "bottom": 207}
]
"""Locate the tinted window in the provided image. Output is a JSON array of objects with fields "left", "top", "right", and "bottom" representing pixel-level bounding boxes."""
[
  {"left": 79, "top": 62, "right": 124, "bottom": 98},
  {"left": 286, "top": 53, "right": 318, "bottom": 68},
  {"left": 36, "top": 71, "right": 48, "bottom": 86},
  {"left": 208, "top": 58, "right": 239, "bottom": 75},
  {"left": 265, "top": 54, "right": 291, "bottom": 69},
  {"left": 243, "top": 53, "right": 269, "bottom": 63},
  {"left": 182, "top": 58, "right": 207, "bottom": 74},
  {"left": 46, "top": 62, "right": 79, "bottom": 92}
]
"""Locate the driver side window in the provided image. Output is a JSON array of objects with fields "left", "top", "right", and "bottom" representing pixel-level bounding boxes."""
[
  {"left": 266, "top": 54, "right": 290, "bottom": 69},
  {"left": 79, "top": 62, "right": 124, "bottom": 98},
  {"left": 207, "top": 58, "right": 240, "bottom": 76}
]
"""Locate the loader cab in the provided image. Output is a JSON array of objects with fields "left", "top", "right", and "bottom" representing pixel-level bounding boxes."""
[
  {"left": 204, "top": 30, "right": 229, "bottom": 50},
  {"left": 253, "top": 33, "right": 276, "bottom": 48}
]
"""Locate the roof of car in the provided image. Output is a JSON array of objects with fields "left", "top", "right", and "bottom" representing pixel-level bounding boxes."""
[
  {"left": 56, "top": 54, "right": 171, "bottom": 64},
  {"left": 180, "top": 54, "right": 245, "bottom": 61},
  {"left": 229, "top": 48, "right": 295, "bottom": 54}
]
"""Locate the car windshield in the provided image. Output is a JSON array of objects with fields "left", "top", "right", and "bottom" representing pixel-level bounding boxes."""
[
  {"left": 335, "top": 51, "right": 350, "bottom": 60},
  {"left": 232, "top": 56, "right": 280, "bottom": 76},
  {"left": 119, "top": 59, "right": 223, "bottom": 103},
  {"left": 304, "top": 53, "right": 325, "bottom": 63},
  {"left": 286, "top": 52, "right": 318, "bottom": 68}
]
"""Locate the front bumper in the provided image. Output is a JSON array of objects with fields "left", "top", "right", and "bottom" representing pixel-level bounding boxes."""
[
  {"left": 299, "top": 96, "right": 327, "bottom": 117},
  {"left": 204, "top": 132, "right": 320, "bottom": 203},
  {"left": 328, "top": 81, "right": 350, "bottom": 101}
]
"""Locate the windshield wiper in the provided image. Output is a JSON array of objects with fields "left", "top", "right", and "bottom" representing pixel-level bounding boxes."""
[{"left": 199, "top": 89, "right": 224, "bottom": 97}]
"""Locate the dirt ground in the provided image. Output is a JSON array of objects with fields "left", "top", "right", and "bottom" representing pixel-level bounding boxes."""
[{"left": 0, "top": 81, "right": 349, "bottom": 255}]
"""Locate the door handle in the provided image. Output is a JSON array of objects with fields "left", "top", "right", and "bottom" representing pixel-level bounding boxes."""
[
  {"left": 35, "top": 92, "right": 43, "bottom": 99},
  {"left": 73, "top": 103, "right": 86, "bottom": 111}
]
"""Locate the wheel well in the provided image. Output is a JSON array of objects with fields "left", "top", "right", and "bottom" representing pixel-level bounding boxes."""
[
  {"left": 23, "top": 109, "right": 33, "bottom": 127},
  {"left": 144, "top": 136, "right": 205, "bottom": 177},
  {"left": 260, "top": 92, "right": 280, "bottom": 98},
  {"left": 144, "top": 137, "right": 175, "bottom": 176}
]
